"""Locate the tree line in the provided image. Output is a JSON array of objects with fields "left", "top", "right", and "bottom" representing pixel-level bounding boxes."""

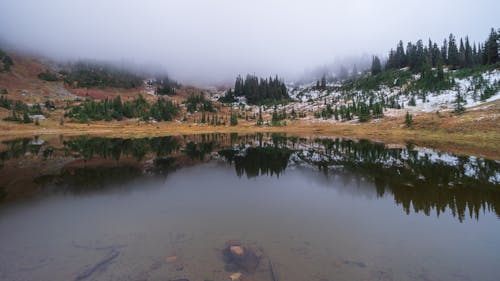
[
  {"left": 374, "top": 27, "right": 499, "bottom": 75},
  {"left": 57, "top": 62, "right": 144, "bottom": 89},
  {"left": 65, "top": 95, "right": 180, "bottom": 122},
  {"left": 152, "top": 76, "right": 180, "bottom": 96},
  {"left": 230, "top": 74, "right": 289, "bottom": 105}
]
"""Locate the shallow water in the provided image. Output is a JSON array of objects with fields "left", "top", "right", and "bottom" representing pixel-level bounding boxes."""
[{"left": 0, "top": 134, "right": 499, "bottom": 281}]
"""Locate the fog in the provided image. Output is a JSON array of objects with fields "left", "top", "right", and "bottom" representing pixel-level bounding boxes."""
[{"left": 0, "top": 0, "right": 498, "bottom": 85}]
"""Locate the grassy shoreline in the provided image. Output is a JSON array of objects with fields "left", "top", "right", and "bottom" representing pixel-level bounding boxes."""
[{"left": 1, "top": 109, "right": 499, "bottom": 160}]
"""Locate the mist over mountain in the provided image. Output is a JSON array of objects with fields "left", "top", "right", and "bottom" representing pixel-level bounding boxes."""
[{"left": 0, "top": 0, "right": 498, "bottom": 85}]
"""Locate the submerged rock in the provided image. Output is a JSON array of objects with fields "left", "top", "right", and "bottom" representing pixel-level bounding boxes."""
[
  {"left": 222, "top": 241, "right": 261, "bottom": 273},
  {"left": 229, "top": 272, "right": 242, "bottom": 281},
  {"left": 166, "top": 255, "right": 178, "bottom": 263},
  {"left": 230, "top": 246, "right": 244, "bottom": 256}
]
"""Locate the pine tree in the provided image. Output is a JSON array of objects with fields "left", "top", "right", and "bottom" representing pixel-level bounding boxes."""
[
  {"left": 485, "top": 28, "right": 499, "bottom": 64},
  {"left": 441, "top": 39, "right": 448, "bottom": 65},
  {"left": 408, "top": 95, "right": 416, "bottom": 106},
  {"left": 464, "top": 36, "right": 473, "bottom": 67},
  {"left": 201, "top": 110, "right": 206, "bottom": 123},
  {"left": 320, "top": 74, "right": 327, "bottom": 89},
  {"left": 437, "top": 56, "right": 445, "bottom": 81},
  {"left": 396, "top": 40, "right": 406, "bottom": 67},
  {"left": 290, "top": 108, "right": 297, "bottom": 119},
  {"left": 371, "top": 56, "right": 382, "bottom": 75},
  {"left": 454, "top": 90, "right": 465, "bottom": 114},
  {"left": 459, "top": 38, "right": 466, "bottom": 68},
  {"left": 405, "top": 111, "right": 413, "bottom": 127},
  {"left": 271, "top": 106, "right": 279, "bottom": 126},
  {"left": 230, "top": 109, "right": 238, "bottom": 126},
  {"left": 352, "top": 65, "right": 358, "bottom": 78},
  {"left": 23, "top": 111, "right": 32, "bottom": 123},
  {"left": 448, "top": 34, "right": 460, "bottom": 68},
  {"left": 256, "top": 107, "right": 263, "bottom": 125}
]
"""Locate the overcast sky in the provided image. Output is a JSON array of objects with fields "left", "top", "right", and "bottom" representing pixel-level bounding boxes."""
[{"left": 0, "top": 0, "right": 498, "bottom": 84}]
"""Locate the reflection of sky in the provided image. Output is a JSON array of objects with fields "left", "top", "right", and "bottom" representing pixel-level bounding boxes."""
[{"left": 0, "top": 163, "right": 499, "bottom": 281}]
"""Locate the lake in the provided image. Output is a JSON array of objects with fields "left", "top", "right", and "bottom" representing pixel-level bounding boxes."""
[{"left": 0, "top": 133, "right": 499, "bottom": 281}]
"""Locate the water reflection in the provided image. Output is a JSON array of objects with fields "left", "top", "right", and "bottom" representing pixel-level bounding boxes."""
[{"left": 0, "top": 133, "right": 499, "bottom": 221}]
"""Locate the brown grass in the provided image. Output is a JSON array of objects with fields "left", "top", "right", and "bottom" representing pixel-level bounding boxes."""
[{"left": 1, "top": 106, "right": 499, "bottom": 160}]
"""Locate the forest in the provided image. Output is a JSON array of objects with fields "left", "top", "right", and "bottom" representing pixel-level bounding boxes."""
[
  {"left": 370, "top": 27, "right": 499, "bottom": 79},
  {"left": 65, "top": 95, "right": 180, "bottom": 122},
  {"left": 61, "top": 62, "right": 144, "bottom": 89},
  {"left": 230, "top": 74, "right": 289, "bottom": 105}
]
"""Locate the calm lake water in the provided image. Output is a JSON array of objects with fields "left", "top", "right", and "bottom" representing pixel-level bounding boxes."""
[{"left": 0, "top": 134, "right": 499, "bottom": 281}]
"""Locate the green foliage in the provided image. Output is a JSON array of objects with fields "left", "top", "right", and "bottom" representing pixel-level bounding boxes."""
[
  {"left": 342, "top": 69, "right": 412, "bottom": 91},
  {"left": 270, "top": 106, "right": 287, "bottom": 126},
  {"left": 385, "top": 27, "right": 498, "bottom": 72},
  {"left": 45, "top": 100, "right": 56, "bottom": 110},
  {"left": 410, "top": 63, "right": 453, "bottom": 92},
  {"left": 65, "top": 95, "right": 179, "bottom": 122},
  {"left": 316, "top": 101, "right": 384, "bottom": 122},
  {"left": 452, "top": 63, "right": 500, "bottom": 79},
  {"left": 371, "top": 56, "right": 382, "bottom": 75},
  {"left": 63, "top": 62, "right": 143, "bottom": 89},
  {"left": 37, "top": 71, "right": 59, "bottom": 81},
  {"left": 185, "top": 94, "right": 215, "bottom": 113},
  {"left": 0, "top": 49, "right": 14, "bottom": 72},
  {"left": 1, "top": 96, "right": 41, "bottom": 123},
  {"left": 454, "top": 90, "right": 466, "bottom": 114},
  {"left": 218, "top": 88, "right": 237, "bottom": 103},
  {"left": 256, "top": 107, "right": 264, "bottom": 125},
  {"left": 485, "top": 28, "right": 499, "bottom": 64},
  {"left": 234, "top": 74, "right": 289, "bottom": 105},
  {"left": 408, "top": 95, "right": 416, "bottom": 106},
  {"left": 230, "top": 110, "right": 238, "bottom": 126},
  {"left": 317, "top": 104, "right": 334, "bottom": 119},
  {"left": 153, "top": 76, "right": 180, "bottom": 96},
  {"left": 149, "top": 98, "right": 180, "bottom": 121},
  {"left": 0, "top": 89, "right": 8, "bottom": 95},
  {"left": 405, "top": 111, "right": 413, "bottom": 127}
]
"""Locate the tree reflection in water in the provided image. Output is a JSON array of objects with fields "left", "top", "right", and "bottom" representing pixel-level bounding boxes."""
[{"left": 0, "top": 134, "right": 498, "bottom": 221}]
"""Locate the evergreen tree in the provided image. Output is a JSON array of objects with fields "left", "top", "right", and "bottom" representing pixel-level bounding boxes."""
[
  {"left": 352, "top": 64, "right": 358, "bottom": 78},
  {"left": 230, "top": 109, "right": 238, "bottom": 126},
  {"left": 454, "top": 90, "right": 465, "bottom": 114},
  {"left": 485, "top": 28, "right": 499, "bottom": 64},
  {"left": 201, "top": 110, "right": 206, "bottom": 123},
  {"left": 371, "top": 56, "right": 382, "bottom": 75},
  {"left": 256, "top": 107, "right": 263, "bottom": 125},
  {"left": 448, "top": 34, "right": 460, "bottom": 68},
  {"left": 441, "top": 39, "right": 448, "bottom": 65},
  {"left": 437, "top": 56, "right": 445, "bottom": 81},
  {"left": 320, "top": 74, "right": 327, "bottom": 88},
  {"left": 464, "top": 36, "right": 473, "bottom": 67},
  {"left": 459, "top": 38, "right": 466, "bottom": 67},
  {"left": 234, "top": 74, "right": 289, "bottom": 104},
  {"left": 22, "top": 111, "right": 32, "bottom": 123},
  {"left": 396, "top": 40, "right": 407, "bottom": 67},
  {"left": 271, "top": 106, "right": 280, "bottom": 126},
  {"left": 405, "top": 111, "right": 413, "bottom": 127}
]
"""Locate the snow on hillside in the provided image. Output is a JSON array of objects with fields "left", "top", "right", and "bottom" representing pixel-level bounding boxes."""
[
  {"left": 403, "top": 69, "right": 500, "bottom": 112},
  {"left": 286, "top": 68, "right": 500, "bottom": 115},
  {"left": 213, "top": 68, "right": 499, "bottom": 121}
]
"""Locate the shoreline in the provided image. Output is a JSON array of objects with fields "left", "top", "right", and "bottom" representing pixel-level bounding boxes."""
[{"left": 1, "top": 114, "right": 499, "bottom": 160}]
